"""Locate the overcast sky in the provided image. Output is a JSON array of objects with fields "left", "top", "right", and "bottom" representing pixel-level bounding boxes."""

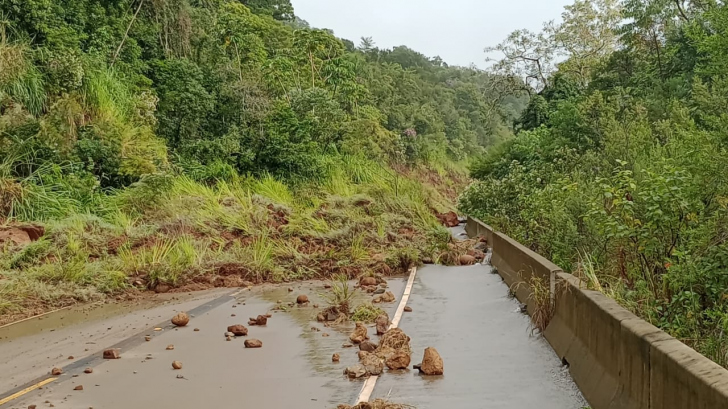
[{"left": 291, "top": 0, "right": 573, "bottom": 68}]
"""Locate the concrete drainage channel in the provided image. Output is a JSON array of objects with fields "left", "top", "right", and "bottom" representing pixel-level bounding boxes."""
[{"left": 466, "top": 216, "right": 728, "bottom": 409}]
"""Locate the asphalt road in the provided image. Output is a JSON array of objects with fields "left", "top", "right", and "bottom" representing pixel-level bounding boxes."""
[
  {"left": 371, "top": 264, "right": 587, "bottom": 408},
  {"left": 1, "top": 226, "right": 586, "bottom": 409}
]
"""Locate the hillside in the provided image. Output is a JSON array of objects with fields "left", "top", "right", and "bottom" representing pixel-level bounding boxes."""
[{"left": 0, "top": 0, "right": 516, "bottom": 323}]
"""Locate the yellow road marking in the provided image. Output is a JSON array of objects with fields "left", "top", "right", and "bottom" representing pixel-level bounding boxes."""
[{"left": 0, "top": 378, "right": 57, "bottom": 406}]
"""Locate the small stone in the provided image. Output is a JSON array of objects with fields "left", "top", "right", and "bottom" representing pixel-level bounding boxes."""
[
  {"left": 226, "top": 336, "right": 232, "bottom": 341},
  {"left": 244, "top": 339, "right": 263, "bottom": 348},
  {"left": 404, "top": 306, "right": 413, "bottom": 312},
  {"left": 73, "top": 385, "right": 83, "bottom": 391},
  {"left": 231, "top": 314, "right": 236, "bottom": 317},
  {"left": 193, "top": 328, "right": 200, "bottom": 332},
  {"left": 171, "top": 312, "right": 189, "bottom": 327},
  {"left": 103, "top": 348, "right": 121, "bottom": 359},
  {"left": 288, "top": 287, "right": 294, "bottom": 292},
  {"left": 172, "top": 361, "right": 182, "bottom": 370},
  {"left": 227, "top": 325, "right": 248, "bottom": 336},
  {"left": 313, "top": 304, "right": 319, "bottom": 308},
  {"left": 322, "top": 333, "right": 329, "bottom": 337},
  {"left": 67, "top": 356, "right": 74, "bottom": 360},
  {"left": 28, "top": 405, "right": 36, "bottom": 409},
  {"left": 332, "top": 353, "right": 340, "bottom": 362},
  {"left": 145, "top": 336, "right": 151, "bottom": 341},
  {"left": 84, "top": 368, "right": 93, "bottom": 374},
  {"left": 154, "top": 327, "right": 162, "bottom": 331},
  {"left": 324, "top": 284, "right": 332, "bottom": 289},
  {"left": 51, "top": 367, "right": 63, "bottom": 376},
  {"left": 166, "top": 345, "right": 174, "bottom": 350},
  {"left": 342, "top": 343, "right": 353, "bottom": 348}
]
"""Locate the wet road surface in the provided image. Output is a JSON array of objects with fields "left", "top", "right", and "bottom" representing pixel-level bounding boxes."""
[
  {"left": 2, "top": 224, "right": 586, "bottom": 409},
  {"left": 3, "top": 280, "right": 405, "bottom": 409},
  {"left": 371, "top": 264, "right": 587, "bottom": 408}
]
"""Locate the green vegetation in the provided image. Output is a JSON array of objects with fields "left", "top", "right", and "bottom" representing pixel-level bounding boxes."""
[
  {"left": 461, "top": 0, "right": 728, "bottom": 366},
  {"left": 0, "top": 1, "right": 519, "bottom": 322}
]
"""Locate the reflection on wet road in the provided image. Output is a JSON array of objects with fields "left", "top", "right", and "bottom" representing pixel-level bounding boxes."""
[
  {"left": 4, "top": 280, "right": 405, "bottom": 409},
  {"left": 371, "top": 264, "right": 587, "bottom": 408}
]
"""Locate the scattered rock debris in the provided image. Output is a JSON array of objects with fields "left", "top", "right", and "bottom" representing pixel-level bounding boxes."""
[
  {"left": 166, "top": 345, "right": 175, "bottom": 350},
  {"left": 172, "top": 361, "right": 183, "bottom": 370},
  {"left": 404, "top": 306, "right": 413, "bottom": 312},
  {"left": 417, "top": 347, "right": 444, "bottom": 375},
  {"left": 171, "top": 312, "right": 190, "bottom": 327},
  {"left": 385, "top": 350, "right": 411, "bottom": 370},
  {"left": 194, "top": 328, "right": 200, "bottom": 332},
  {"left": 227, "top": 325, "right": 248, "bottom": 336},
  {"left": 332, "top": 353, "right": 340, "bottom": 362},
  {"left": 372, "top": 291, "right": 395, "bottom": 304},
  {"left": 103, "top": 348, "right": 121, "bottom": 359},
  {"left": 84, "top": 368, "right": 93, "bottom": 374},
  {"left": 360, "top": 276, "right": 377, "bottom": 287},
  {"left": 28, "top": 405, "right": 37, "bottom": 409},
  {"left": 349, "top": 322, "right": 369, "bottom": 344},
  {"left": 51, "top": 368, "right": 63, "bottom": 376},
  {"left": 244, "top": 339, "right": 263, "bottom": 348},
  {"left": 73, "top": 385, "right": 83, "bottom": 391},
  {"left": 344, "top": 364, "right": 367, "bottom": 379},
  {"left": 67, "top": 356, "right": 74, "bottom": 360},
  {"left": 145, "top": 336, "right": 151, "bottom": 341},
  {"left": 296, "top": 294, "right": 309, "bottom": 304},
  {"left": 248, "top": 315, "right": 267, "bottom": 326},
  {"left": 459, "top": 254, "right": 476, "bottom": 265},
  {"left": 375, "top": 313, "right": 390, "bottom": 335},
  {"left": 359, "top": 341, "right": 377, "bottom": 353}
]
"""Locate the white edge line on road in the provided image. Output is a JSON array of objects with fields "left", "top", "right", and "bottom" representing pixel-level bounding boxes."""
[{"left": 355, "top": 266, "right": 418, "bottom": 404}]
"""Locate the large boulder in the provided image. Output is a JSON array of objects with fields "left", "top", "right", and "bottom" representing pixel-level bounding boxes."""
[{"left": 418, "top": 347, "right": 444, "bottom": 375}]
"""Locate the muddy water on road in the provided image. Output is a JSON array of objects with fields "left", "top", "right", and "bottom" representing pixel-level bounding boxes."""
[
  {"left": 6, "top": 280, "right": 405, "bottom": 409},
  {"left": 371, "top": 264, "right": 587, "bottom": 409}
]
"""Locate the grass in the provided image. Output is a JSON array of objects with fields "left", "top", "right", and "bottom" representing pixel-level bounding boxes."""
[
  {"left": 0, "top": 155, "right": 468, "bottom": 324},
  {"left": 351, "top": 303, "right": 385, "bottom": 323}
]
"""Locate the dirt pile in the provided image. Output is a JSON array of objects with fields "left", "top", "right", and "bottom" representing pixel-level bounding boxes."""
[
  {"left": 436, "top": 211, "right": 460, "bottom": 227},
  {"left": 0, "top": 224, "right": 44, "bottom": 246}
]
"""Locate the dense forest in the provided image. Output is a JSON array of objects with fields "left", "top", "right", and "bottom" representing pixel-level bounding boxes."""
[
  {"left": 461, "top": 0, "right": 728, "bottom": 366},
  {"left": 0, "top": 0, "right": 520, "bottom": 323}
]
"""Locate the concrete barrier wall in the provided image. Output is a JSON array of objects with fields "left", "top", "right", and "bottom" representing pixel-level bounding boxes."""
[
  {"left": 490, "top": 232, "right": 562, "bottom": 313},
  {"left": 465, "top": 217, "right": 728, "bottom": 409},
  {"left": 465, "top": 216, "right": 493, "bottom": 247}
]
